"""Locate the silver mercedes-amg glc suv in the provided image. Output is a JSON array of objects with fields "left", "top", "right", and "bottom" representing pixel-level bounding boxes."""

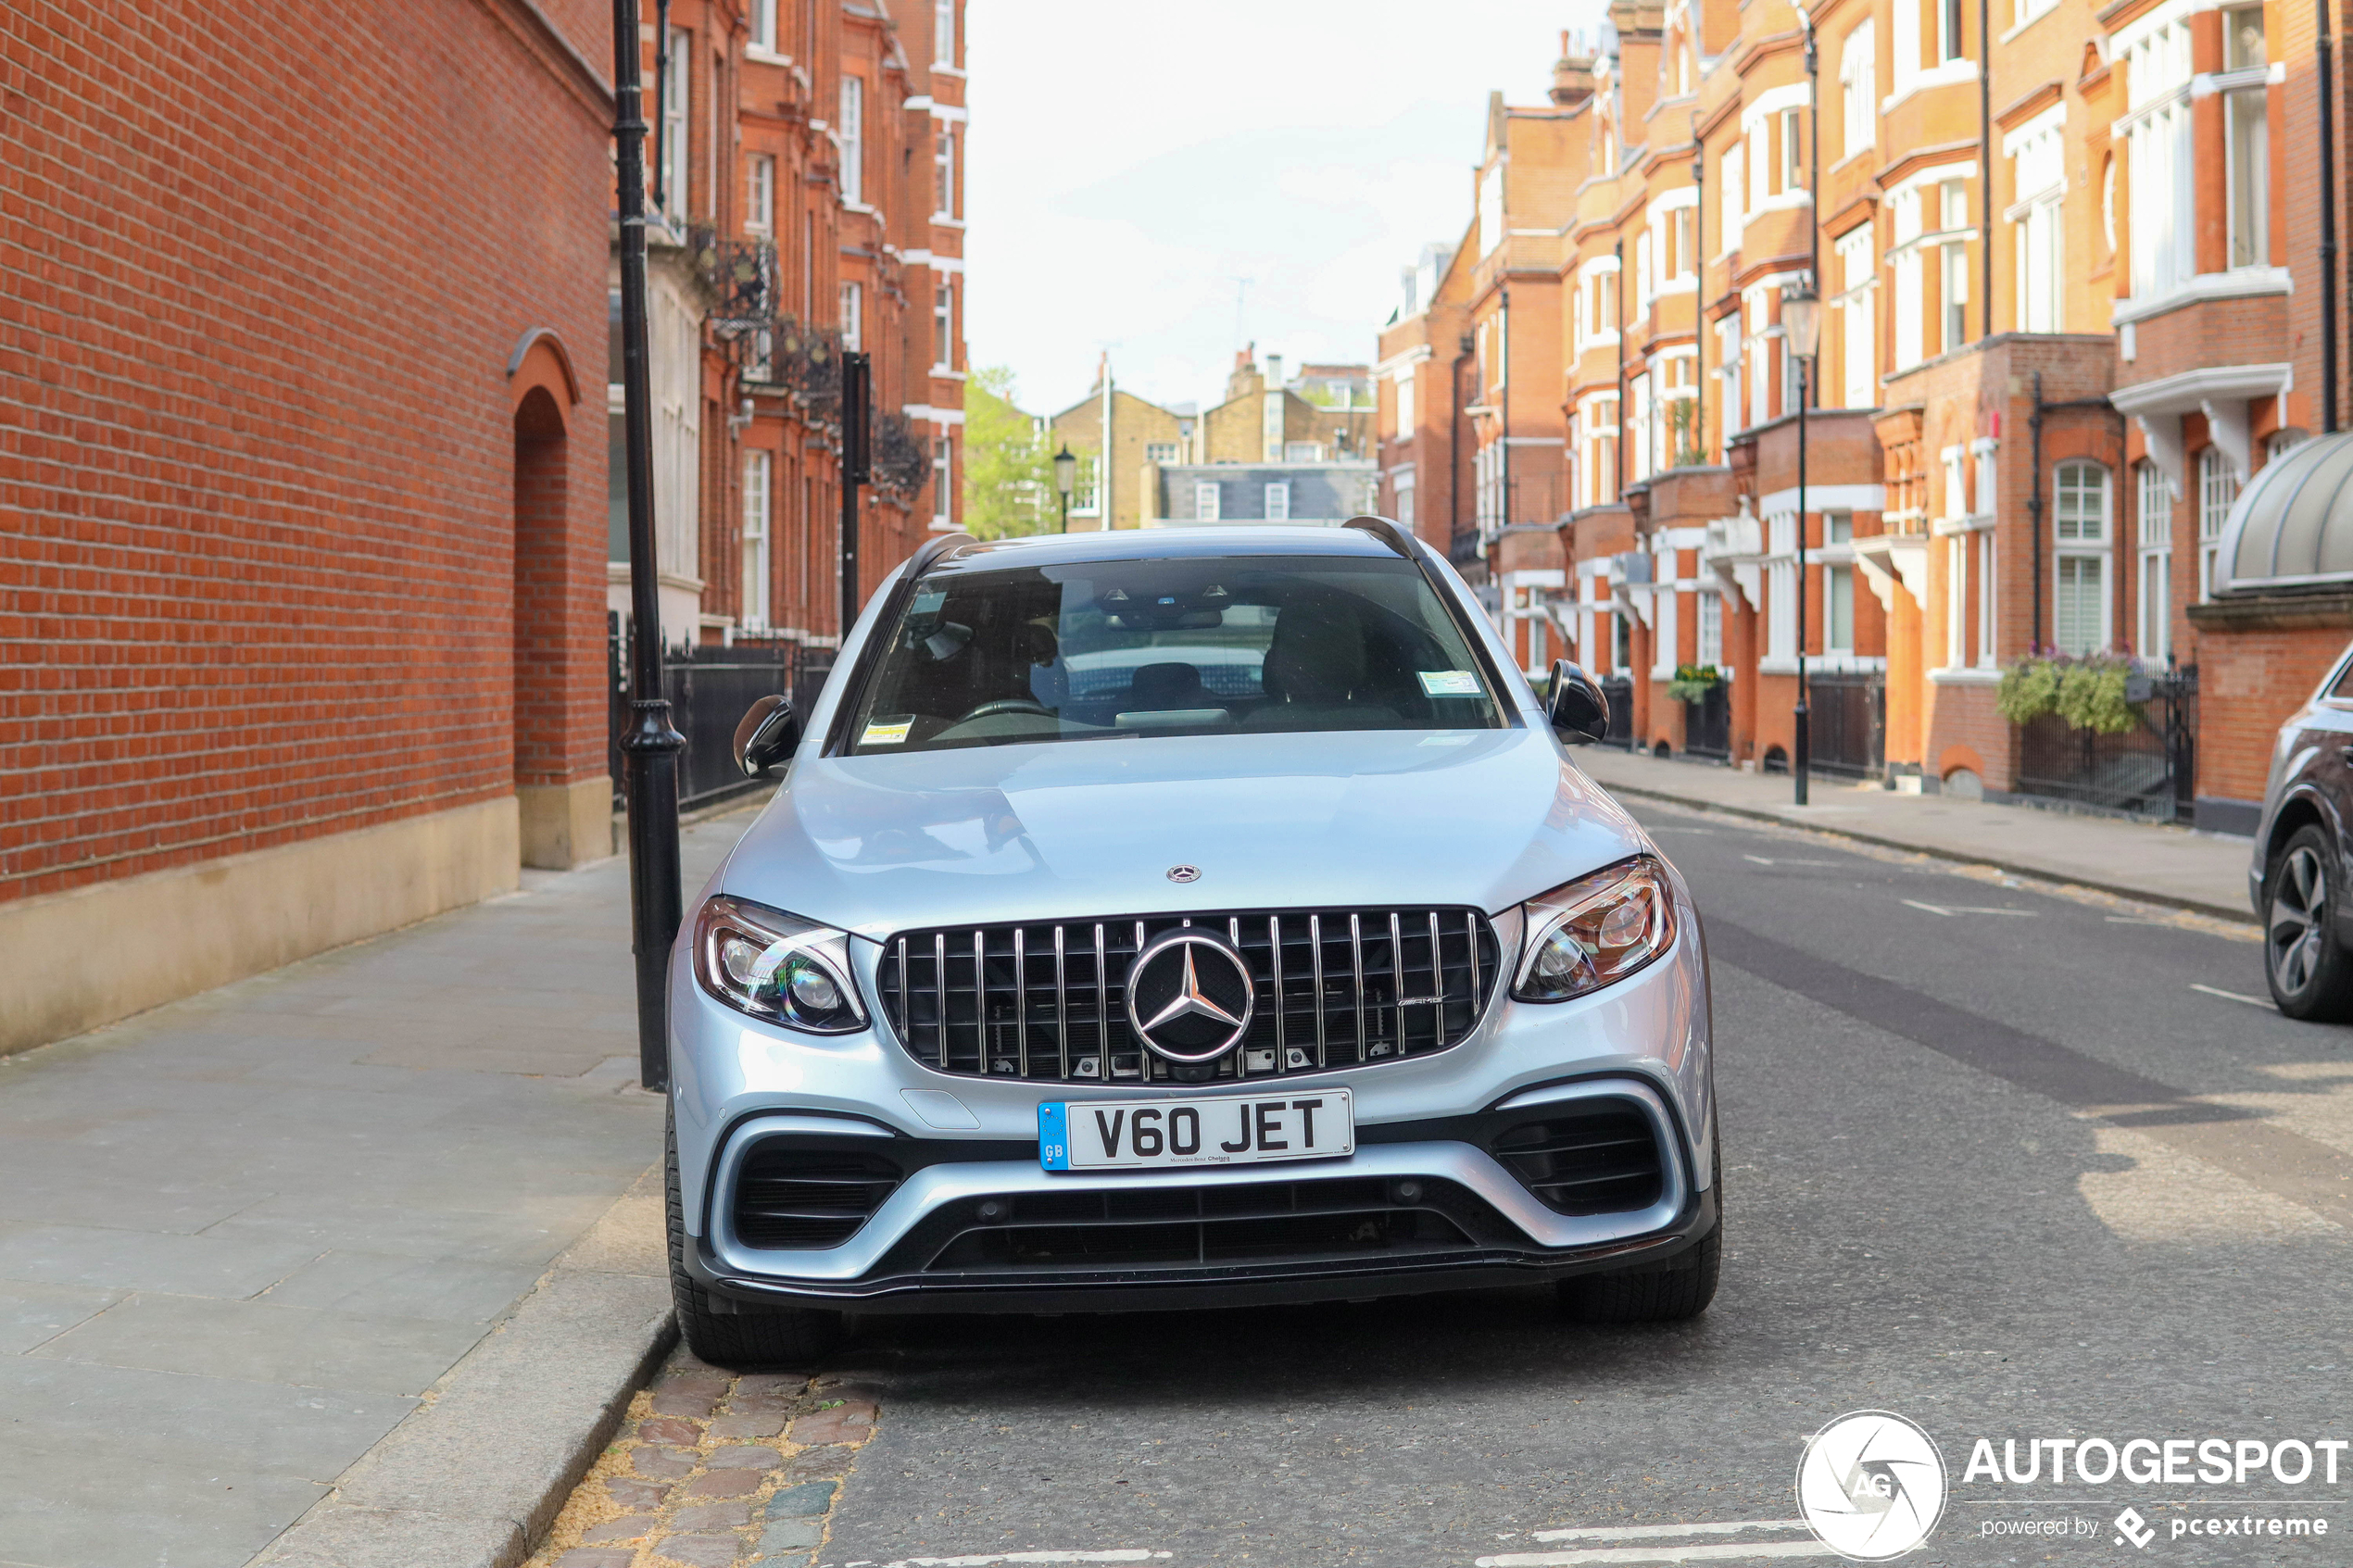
[{"left": 666, "top": 517, "right": 1719, "bottom": 1364}]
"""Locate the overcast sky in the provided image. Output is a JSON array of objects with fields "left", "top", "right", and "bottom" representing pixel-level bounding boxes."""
[{"left": 964, "top": 1, "right": 1604, "bottom": 418}]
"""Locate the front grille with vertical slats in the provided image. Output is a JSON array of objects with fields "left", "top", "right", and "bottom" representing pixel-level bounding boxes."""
[
  {"left": 875, "top": 908, "right": 1502, "bottom": 1084},
  {"left": 1490, "top": 1101, "right": 1665, "bottom": 1215}
]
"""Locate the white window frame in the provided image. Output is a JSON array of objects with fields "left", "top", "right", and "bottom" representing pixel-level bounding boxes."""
[
  {"left": 1975, "top": 533, "right": 1997, "bottom": 668},
  {"left": 1698, "top": 588, "right": 1724, "bottom": 667},
  {"left": 1826, "top": 563, "right": 1856, "bottom": 654},
  {"left": 1265, "top": 482, "right": 1291, "bottom": 521},
  {"left": 1144, "top": 442, "right": 1178, "bottom": 464},
  {"left": 839, "top": 75, "right": 865, "bottom": 205},
  {"left": 934, "top": 280, "right": 953, "bottom": 370},
  {"left": 1841, "top": 22, "right": 1877, "bottom": 157},
  {"left": 839, "top": 281, "right": 863, "bottom": 350},
  {"left": 1194, "top": 480, "right": 1220, "bottom": 521},
  {"left": 935, "top": 130, "right": 956, "bottom": 220},
  {"left": 661, "top": 28, "right": 691, "bottom": 223},
  {"left": 2138, "top": 459, "right": 2172, "bottom": 659},
  {"left": 2198, "top": 445, "right": 2236, "bottom": 601},
  {"left": 935, "top": 0, "right": 956, "bottom": 66},
  {"left": 2052, "top": 459, "right": 2113, "bottom": 655},
  {"left": 749, "top": 0, "right": 777, "bottom": 52},
  {"left": 747, "top": 154, "right": 775, "bottom": 234},
  {"left": 741, "top": 450, "right": 772, "bottom": 632}
]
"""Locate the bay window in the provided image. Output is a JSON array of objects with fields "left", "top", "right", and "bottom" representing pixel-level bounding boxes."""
[
  {"left": 2123, "top": 20, "right": 2192, "bottom": 299},
  {"left": 2007, "top": 113, "right": 2064, "bottom": 331}
]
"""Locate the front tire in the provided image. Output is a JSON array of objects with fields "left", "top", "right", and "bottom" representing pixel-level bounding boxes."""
[
  {"left": 2264, "top": 825, "right": 2353, "bottom": 1021},
  {"left": 668, "top": 1107, "right": 846, "bottom": 1368}
]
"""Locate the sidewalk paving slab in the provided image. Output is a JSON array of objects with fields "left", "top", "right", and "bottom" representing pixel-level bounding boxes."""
[
  {"left": 0, "top": 807, "right": 755, "bottom": 1568},
  {"left": 1574, "top": 746, "right": 2258, "bottom": 922}
]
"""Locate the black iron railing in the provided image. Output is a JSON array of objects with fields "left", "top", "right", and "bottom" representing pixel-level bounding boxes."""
[
  {"left": 608, "top": 616, "right": 822, "bottom": 813},
  {"left": 2013, "top": 668, "right": 2196, "bottom": 822}
]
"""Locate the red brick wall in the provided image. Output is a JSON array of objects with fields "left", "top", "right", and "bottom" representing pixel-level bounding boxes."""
[
  {"left": 1, "top": 0, "right": 612, "bottom": 902},
  {"left": 2188, "top": 620, "right": 2349, "bottom": 803}
]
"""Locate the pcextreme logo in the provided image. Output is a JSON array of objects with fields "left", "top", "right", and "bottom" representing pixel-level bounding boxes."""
[{"left": 1795, "top": 1411, "right": 1949, "bottom": 1561}]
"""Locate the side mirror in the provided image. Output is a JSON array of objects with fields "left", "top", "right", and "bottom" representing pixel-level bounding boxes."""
[
  {"left": 1545, "top": 659, "right": 1609, "bottom": 745},
  {"left": 733, "top": 694, "right": 802, "bottom": 778}
]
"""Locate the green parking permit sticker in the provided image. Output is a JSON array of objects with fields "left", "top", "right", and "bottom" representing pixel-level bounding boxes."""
[
  {"left": 1417, "top": 671, "right": 1481, "bottom": 696},
  {"left": 861, "top": 720, "right": 913, "bottom": 746}
]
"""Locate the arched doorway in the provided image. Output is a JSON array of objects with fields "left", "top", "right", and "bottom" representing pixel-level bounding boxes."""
[{"left": 507, "top": 330, "right": 607, "bottom": 869}]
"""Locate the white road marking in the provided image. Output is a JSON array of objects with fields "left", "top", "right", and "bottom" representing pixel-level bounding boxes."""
[
  {"left": 2190, "top": 982, "right": 2274, "bottom": 1009},
  {"left": 1531, "top": 1522, "right": 1812, "bottom": 1543},
  {"left": 1742, "top": 855, "right": 1840, "bottom": 867},
  {"left": 1477, "top": 1543, "right": 1832, "bottom": 1566},
  {"left": 1901, "top": 898, "right": 2036, "bottom": 917}
]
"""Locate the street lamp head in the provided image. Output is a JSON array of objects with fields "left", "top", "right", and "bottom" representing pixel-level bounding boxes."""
[
  {"left": 1052, "top": 445, "right": 1076, "bottom": 498},
  {"left": 1780, "top": 284, "right": 1822, "bottom": 362}
]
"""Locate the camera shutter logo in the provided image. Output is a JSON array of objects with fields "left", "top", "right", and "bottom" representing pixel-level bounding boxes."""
[
  {"left": 1795, "top": 1411, "right": 1948, "bottom": 1561},
  {"left": 1125, "top": 930, "right": 1254, "bottom": 1063}
]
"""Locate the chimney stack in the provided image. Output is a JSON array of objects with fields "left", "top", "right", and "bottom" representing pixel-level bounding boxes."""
[{"left": 1551, "top": 31, "right": 1597, "bottom": 107}]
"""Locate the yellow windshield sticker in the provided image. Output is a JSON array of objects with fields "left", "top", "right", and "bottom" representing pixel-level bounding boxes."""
[{"left": 861, "top": 720, "right": 913, "bottom": 746}]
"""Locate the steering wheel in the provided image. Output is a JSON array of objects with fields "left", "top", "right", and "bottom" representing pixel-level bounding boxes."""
[{"left": 955, "top": 697, "right": 1054, "bottom": 724}]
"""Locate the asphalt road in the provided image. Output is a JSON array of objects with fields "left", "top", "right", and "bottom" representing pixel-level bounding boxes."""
[{"left": 816, "top": 802, "right": 2353, "bottom": 1567}]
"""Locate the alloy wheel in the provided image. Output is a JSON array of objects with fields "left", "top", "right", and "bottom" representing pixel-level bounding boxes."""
[{"left": 2270, "top": 845, "right": 2329, "bottom": 995}]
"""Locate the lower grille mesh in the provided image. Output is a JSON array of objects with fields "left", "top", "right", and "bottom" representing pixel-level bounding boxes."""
[
  {"left": 1490, "top": 1101, "right": 1665, "bottom": 1215},
  {"left": 731, "top": 1146, "right": 902, "bottom": 1248},
  {"left": 923, "top": 1176, "right": 1502, "bottom": 1272}
]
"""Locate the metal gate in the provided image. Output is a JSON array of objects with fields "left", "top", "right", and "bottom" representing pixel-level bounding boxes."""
[
  {"left": 1682, "top": 683, "right": 1730, "bottom": 759},
  {"left": 1806, "top": 671, "right": 1885, "bottom": 779},
  {"left": 2012, "top": 669, "right": 2197, "bottom": 822}
]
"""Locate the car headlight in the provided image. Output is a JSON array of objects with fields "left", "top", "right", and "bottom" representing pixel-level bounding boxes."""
[
  {"left": 693, "top": 895, "right": 868, "bottom": 1033},
  {"left": 1512, "top": 855, "right": 1677, "bottom": 1002}
]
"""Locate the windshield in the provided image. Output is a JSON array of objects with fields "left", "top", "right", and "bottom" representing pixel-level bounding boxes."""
[{"left": 841, "top": 553, "right": 1507, "bottom": 755}]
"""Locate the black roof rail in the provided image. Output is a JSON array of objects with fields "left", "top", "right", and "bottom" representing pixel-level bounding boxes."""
[{"left": 1341, "top": 514, "right": 1416, "bottom": 559}]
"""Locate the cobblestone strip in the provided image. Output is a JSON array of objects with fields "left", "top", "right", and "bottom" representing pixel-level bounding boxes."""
[{"left": 523, "top": 1344, "right": 878, "bottom": 1568}]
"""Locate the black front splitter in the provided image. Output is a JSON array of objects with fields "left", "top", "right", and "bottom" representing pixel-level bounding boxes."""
[{"left": 698, "top": 1185, "right": 1717, "bottom": 1316}]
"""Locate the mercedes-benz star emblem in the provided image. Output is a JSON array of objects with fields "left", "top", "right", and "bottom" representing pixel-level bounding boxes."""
[
  {"left": 1125, "top": 930, "right": 1254, "bottom": 1063},
  {"left": 1165, "top": 864, "right": 1201, "bottom": 884}
]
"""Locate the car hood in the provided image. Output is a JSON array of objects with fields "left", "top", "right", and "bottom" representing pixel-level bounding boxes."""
[{"left": 719, "top": 727, "right": 1651, "bottom": 941}]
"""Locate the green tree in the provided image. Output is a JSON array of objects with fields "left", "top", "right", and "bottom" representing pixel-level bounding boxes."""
[{"left": 963, "top": 366, "right": 1054, "bottom": 539}]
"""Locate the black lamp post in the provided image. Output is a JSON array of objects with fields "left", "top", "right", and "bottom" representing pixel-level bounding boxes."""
[
  {"left": 1052, "top": 444, "right": 1076, "bottom": 533},
  {"left": 610, "top": 0, "right": 686, "bottom": 1092},
  {"left": 1782, "top": 282, "right": 1822, "bottom": 807}
]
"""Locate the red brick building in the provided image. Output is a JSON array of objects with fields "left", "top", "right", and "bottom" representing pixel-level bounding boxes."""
[
  {"left": 644, "top": 0, "right": 966, "bottom": 652},
  {"left": 1, "top": 0, "right": 969, "bottom": 1056},
  {"left": 1381, "top": 0, "right": 2344, "bottom": 834}
]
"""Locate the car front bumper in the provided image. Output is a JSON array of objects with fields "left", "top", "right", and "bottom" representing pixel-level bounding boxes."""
[{"left": 666, "top": 886, "right": 1715, "bottom": 1315}]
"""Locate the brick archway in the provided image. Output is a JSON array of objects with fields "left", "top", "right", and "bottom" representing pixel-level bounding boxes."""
[{"left": 510, "top": 368, "right": 609, "bottom": 869}]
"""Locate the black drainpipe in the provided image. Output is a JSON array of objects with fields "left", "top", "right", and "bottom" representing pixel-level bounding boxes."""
[
  {"left": 2322, "top": 0, "right": 2340, "bottom": 433},
  {"left": 1451, "top": 335, "right": 1474, "bottom": 547},
  {"left": 2029, "top": 373, "right": 2045, "bottom": 654}
]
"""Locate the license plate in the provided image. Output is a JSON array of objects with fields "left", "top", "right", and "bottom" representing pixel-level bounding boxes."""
[{"left": 1038, "top": 1089, "right": 1353, "bottom": 1172}]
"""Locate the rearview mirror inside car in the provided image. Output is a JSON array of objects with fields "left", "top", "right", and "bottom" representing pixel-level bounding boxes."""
[{"left": 733, "top": 694, "right": 802, "bottom": 777}]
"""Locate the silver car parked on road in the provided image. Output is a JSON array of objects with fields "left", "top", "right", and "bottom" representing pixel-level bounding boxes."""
[{"left": 665, "top": 518, "right": 1720, "bottom": 1364}]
